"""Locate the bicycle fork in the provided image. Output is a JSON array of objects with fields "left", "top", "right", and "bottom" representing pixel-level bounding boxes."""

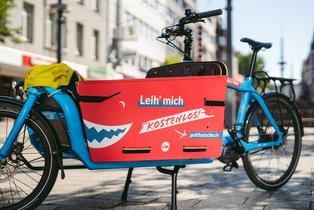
[{"left": 0, "top": 88, "right": 42, "bottom": 161}]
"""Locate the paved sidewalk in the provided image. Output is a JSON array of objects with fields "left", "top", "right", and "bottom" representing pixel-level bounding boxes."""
[{"left": 38, "top": 128, "right": 314, "bottom": 210}]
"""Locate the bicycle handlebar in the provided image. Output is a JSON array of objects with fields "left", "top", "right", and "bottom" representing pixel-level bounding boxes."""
[
  {"left": 179, "top": 9, "right": 223, "bottom": 25},
  {"left": 158, "top": 8, "right": 223, "bottom": 61},
  {"left": 160, "top": 9, "right": 223, "bottom": 38},
  {"left": 198, "top": 9, "right": 223, "bottom": 19}
]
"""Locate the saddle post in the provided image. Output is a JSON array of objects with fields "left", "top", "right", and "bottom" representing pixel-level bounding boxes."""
[{"left": 248, "top": 49, "right": 259, "bottom": 77}]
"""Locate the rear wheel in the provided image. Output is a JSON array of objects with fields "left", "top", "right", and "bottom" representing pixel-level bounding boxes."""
[
  {"left": 242, "top": 94, "right": 302, "bottom": 190},
  {"left": 0, "top": 101, "right": 58, "bottom": 209}
]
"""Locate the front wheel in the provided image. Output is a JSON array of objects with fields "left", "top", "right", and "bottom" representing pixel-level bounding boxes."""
[
  {"left": 242, "top": 94, "right": 302, "bottom": 191},
  {"left": 0, "top": 101, "right": 59, "bottom": 209}
]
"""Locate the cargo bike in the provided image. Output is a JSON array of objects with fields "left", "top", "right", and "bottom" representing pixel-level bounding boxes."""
[{"left": 0, "top": 9, "right": 303, "bottom": 210}]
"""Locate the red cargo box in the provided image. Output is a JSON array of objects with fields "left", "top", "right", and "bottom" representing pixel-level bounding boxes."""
[{"left": 78, "top": 75, "right": 227, "bottom": 162}]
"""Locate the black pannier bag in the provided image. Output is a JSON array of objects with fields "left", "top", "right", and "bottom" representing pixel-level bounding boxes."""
[{"left": 36, "top": 70, "right": 83, "bottom": 148}]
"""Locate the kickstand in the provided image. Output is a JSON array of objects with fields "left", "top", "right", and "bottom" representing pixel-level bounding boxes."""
[
  {"left": 121, "top": 167, "right": 134, "bottom": 201},
  {"left": 156, "top": 165, "right": 183, "bottom": 210},
  {"left": 223, "top": 161, "right": 239, "bottom": 172}
]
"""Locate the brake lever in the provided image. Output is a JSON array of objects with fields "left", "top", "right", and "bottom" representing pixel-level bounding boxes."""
[
  {"left": 193, "top": 19, "right": 205, "bottom": 24},
  {"left": 157, "top": 33, "right": 170, "bottom": 39}
]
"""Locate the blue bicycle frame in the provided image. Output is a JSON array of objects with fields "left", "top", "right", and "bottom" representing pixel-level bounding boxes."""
[
  {"left": 0, "top": 75, "right": 283, "bottom": 169},
  {"left": 225, "top": 76, "right": 283, "bottom": 151}
]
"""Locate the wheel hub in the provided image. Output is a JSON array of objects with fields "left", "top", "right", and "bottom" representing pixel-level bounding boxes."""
[{"left": 0, "top": 142, "right": 24, "bottom": 183}]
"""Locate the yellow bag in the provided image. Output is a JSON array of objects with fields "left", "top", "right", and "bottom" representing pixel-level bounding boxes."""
[{"left": 24, "top": 63, "right": 83, "bottom": 90}]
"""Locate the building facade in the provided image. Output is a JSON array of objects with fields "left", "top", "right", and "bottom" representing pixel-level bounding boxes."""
[
  {"left": 108, "top": 0, "right": 220, "bottom": 77},
  {"left": 0, "top": 0, "right": 111, "bottom": 95},
  {"left": 108, "top": 0, "right": 168, "bottom": 78},
  {"left": 301, "top": 31, "right": 314, "bottom": 102},
  {"left": 163, "top": 0, "right": 219, "bottom": 63},
  {"left": 0, "top": 0, "right": 221, "bottom": 95}
]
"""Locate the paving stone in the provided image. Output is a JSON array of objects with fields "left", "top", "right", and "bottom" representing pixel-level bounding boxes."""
[
  {"left": 50, "top": 197, "right": 122, "bottom": 209},
  {"left": 263, "top": 201, "right": 311, "bottom": 210},
  {"left": 37, "top": 128, "right": 314, "bottom": 210},
  {"left": 36, "top": 204, "right": 60, "bottom": 210}
]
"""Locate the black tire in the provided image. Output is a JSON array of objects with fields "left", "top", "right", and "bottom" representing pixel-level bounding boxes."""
[
  {"left": 242, "top": 94, "right": 302, "bottom": 191},
  {"left": 0, "top": 101, "right": 58, "bottom": 209}
]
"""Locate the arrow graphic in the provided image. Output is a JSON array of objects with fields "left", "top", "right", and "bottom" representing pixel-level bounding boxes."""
[{"left": 175, "top": 129, "right": 187, "bottom": 139}]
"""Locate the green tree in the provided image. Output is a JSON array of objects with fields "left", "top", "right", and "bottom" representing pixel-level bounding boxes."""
[
  {"left": 0, "top": 0, "right": 20, "bottom": 43},
  {"left": 237, "top": 52, "right": 265, "bottom": 76}
]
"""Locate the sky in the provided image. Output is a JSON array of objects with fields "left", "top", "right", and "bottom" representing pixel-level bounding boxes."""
[{"left": 197, "top": 0, "right": 314, "bottom": 82}]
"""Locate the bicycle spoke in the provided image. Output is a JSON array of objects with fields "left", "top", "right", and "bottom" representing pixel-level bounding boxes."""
[
  {"left": 275, "top": 155, "right": 289, "bottom": 171},
  {"left": 0, "top": 188, "right": 6, "bottom": 204},
  {"left": 2, "top": 162, "right": 33, "bottom": 196},
  {"left": 18, "top": 161, "right": 45, "bottom": 175},
  {"left": 23, "top": 143, "right": 34, "bottom": 151},
  {"left": 6, "top": 167, "right": 15, "bottom": 204},
  {"left": 8, "top": 179, "right": 28, "bottom": 200},
  {"left": 11, "top": 173, "right": 23, "bottom": 200},
  {"left": 17, "top": 167, "right": 41, "bottom": 183},
  {"left": 8, "top": 173, "right": 34, "bottom": 192},
  {"left": 19, "top": 165, "right": 43, "bottom": 177},
  {"left": 249, "top": 148, "right": 265, "bottom": 155}
]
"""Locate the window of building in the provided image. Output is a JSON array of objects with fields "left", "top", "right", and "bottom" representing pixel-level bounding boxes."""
[
  {"left": 21, "top": 2, "right": 34, "bottom": 42},
  {"left": 46, "top": 12, "right": 67, "bottom": 48},
  {"left": 182, "top": 0, "right": 187, "bottom": 9},
  {"left": 76, "top": 23, "right": 83, "bottom": 56},
  {"left": 91, "top": 0, "right": 100, "bottom": 12},
  {"left": 167, "top": 8, "right": 173, "bottom": 19},
  {"left": 176, "top": 0, "right": 182, "bottom": 6},
  {"left": 91, "top": 30, "right": 99, "bottom": 60},
  {"left": 144, "top": 0, "right": 158, "bottom": 9},
  {"left": 153, "top": 0, "right": 159, "bottom": 8},
  {"left": 123, "top": 12, "right": 135, "bottom": 26},
  {"left": 145, "top": 24, "right": 150, "bottom": 38}
]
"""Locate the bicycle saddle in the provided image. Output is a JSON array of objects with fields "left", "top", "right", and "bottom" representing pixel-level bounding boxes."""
[{"left": 241, "top": 37, "right": 272, "bottom": 50}]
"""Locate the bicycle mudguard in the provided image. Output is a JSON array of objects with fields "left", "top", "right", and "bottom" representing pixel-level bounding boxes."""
[
  {"left": 0, "top": 96, "right": 24, "bottom": 108},
  {"left": 0, "top": 95, "right": 61, "bottom": 157},
  {"left": 0, "top": 95, "right": 63, "bottom": 150},
  {"left": 78, "top": 75, "right": 227, "bottom": 163}
]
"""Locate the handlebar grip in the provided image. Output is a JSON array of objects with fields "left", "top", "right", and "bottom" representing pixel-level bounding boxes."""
[{"left": 198, "top": 9, "right": 223, "bottom": 18}]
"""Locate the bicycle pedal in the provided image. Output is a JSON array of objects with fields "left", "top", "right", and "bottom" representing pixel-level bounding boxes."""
[{"left": 222, "top": 162, "right": 239, "bottom": 172}]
